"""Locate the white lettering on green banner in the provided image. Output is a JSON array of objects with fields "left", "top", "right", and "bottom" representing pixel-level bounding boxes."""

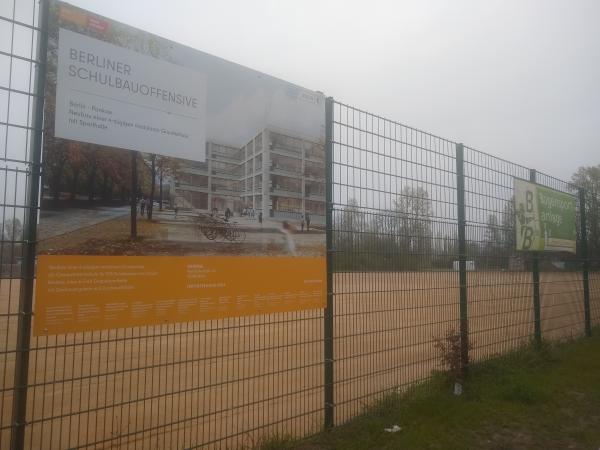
[{"left": 514, "top": 178, "right": 577, "bottom": 253}]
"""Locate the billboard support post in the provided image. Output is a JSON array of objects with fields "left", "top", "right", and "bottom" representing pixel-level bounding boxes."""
[
  {"left": 149, "top": 154, "right": 156, "bottom": 220},
  {"left": 324, "top": 97, "right": 335, "bottom": 428},
  {"left": 10, "top": 1, "right": 49, "bottom": 449},
  {"left": 131, "top": 151, "right": 138, "bottom": 239},
  {"left": 579, "top": 188, "right": 591, "bottom": 337},
  {"left": 455, "top": 143, "right": 469, "bottom": 377},
  {"left": 529, "top": 169, "right": 542, "bottom": 347}
]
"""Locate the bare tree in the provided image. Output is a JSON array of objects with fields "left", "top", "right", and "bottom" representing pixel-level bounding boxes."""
[{"left": 572, "top": 165, "right": 600, "bottom": 265}]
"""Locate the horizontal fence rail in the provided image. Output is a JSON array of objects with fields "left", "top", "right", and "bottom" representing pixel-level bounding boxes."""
[{"left": 0, "top": 2, "right": 599, "bottom": 448}]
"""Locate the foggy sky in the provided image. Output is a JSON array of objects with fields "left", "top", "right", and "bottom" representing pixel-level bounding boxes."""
[{"left": 31, "top": 0, "right": 600, "bottom": 179}]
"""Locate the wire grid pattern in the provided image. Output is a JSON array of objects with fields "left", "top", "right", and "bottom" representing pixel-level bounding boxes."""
[
  {"left": 23, "top": 313, "right": 324, "bottom": 449},
  {"left": 591, "top": 268, "right": 600, "bottom": 326},
  {"left": 534, "top": 173, "right": 586, "bottom": 341},
  {"left": 462, "top": 147, "right": 535, "bottom": 360},
  {"left": 330, "top": 101, "right": 459, "bottom": 424},
  {"left": 1, "top": 0, "right": 42, "bottom": 448},
  {"left": 591, "top": 189, "right": 600, "bottom": 326},
  {"left": 329, "top": 100, "right": 595, "bottom": 427},
  {"left": 588, "top": 188, "right": 600, "bottom": 327}
]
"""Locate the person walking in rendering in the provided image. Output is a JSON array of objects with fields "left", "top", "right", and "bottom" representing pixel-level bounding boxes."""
[
  {"left": 281, "top": 220, "right": 297, "bottom": 255},
  {"left": 301, "top": 214, "right": 305, "bottom": 232},
  {"left": 140, "top": 197, "right": 146, "bottom": 217},
  {"left": 305, "top": 212, "right": 311, "bottom": 231}
]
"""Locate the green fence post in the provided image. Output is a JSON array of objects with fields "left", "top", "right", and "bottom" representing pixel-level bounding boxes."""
[
  {"left": 579, "top": 188, "right": 592, "bottom": 337},
  {"left": 529, "top": 169, "right": 542, "bottom": 346},
  {"left": 10, "top": 1, "right": 49, "bottom": 448},
  {"left": 455, "top": 143, "right": 469, "bottom": 376},
  {"left": 324, "top": 97, "right": 335, "bottom": 428}
]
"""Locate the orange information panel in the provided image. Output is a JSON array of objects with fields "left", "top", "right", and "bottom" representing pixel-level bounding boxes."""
[
  {"left": 34, "top": 255, "right": 326, "bottom": 336},
  {"left": 38, "top": 3, "right": 328, "bottom": 337}
]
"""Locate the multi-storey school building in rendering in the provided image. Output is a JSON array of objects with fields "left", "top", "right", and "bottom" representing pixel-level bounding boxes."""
[{"left": 171, "top": 129, "right": 325, "bottom": 222}]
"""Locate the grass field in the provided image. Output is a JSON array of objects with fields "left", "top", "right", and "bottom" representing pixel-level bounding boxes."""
[
  {"left": 268, "top": 332, "right": 600, "bottom": 450},
  {"left": 0, "top": 271, "right": 598, "bottom": 449}
]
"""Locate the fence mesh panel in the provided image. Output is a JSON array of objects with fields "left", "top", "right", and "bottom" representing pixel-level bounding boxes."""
[
  {"left": 330, "top": 102, "right": 459, "bottom": 423},
  {"left": 591, "top": 268, "right": 600, "bottom": 326},
  {"left": 1, "top": 0, "right": 42, "bottom": 448},
  {"left": 329, "top": 99, "right": 596, "bottom": 428},
  {"left": 462, "top": 147, "right": 535, "bottom": 360},
  {"left": 23, "top": 312, "right": 324, "bottom": 449},
  {"left": 587, "top": 191, "right": 600, "bottom": 328}
]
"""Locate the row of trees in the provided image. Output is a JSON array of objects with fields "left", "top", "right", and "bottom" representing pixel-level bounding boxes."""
[
  {"left": 573, "top": 165, "right": 600, "bottom": 265},
  {"left": 42, "top": 7, "right": 179, "bottom": 213},
  {"left": 42, "top": 139, "right": 178, "bottom": 213},
  {"left": 333, "top": 164, "right": 600, "bottom": 271},
  {"left": 43, "top": 141, "right": 135, "bottom": 202},
  {"left": 334, "top": 187, "right": 437, "bottom": 271},
  {"left": 333, "top": 187, "right": 518, "bottom": 271}
]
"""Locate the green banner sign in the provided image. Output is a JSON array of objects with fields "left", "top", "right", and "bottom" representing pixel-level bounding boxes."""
[{"left": 514, "top": 179, "right": 577, "bottom": 253}]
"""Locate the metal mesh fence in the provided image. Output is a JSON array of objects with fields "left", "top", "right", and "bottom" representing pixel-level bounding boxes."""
[
  {"left": 591, "top": 269, "right": 600, "bottom": 326},
  {"left": 534, "top": 173, "right": 587, "bottom": 342},
  {"left": 329, "top": 99, "right": 598, "bottom": 427},
  {"left": 330, "top": 101, "right": 459, "bottom": 423},
  {"left": 0, "top": 1, "right": 599, "bottom": 448},
  {"left": 588, "top": 189, "right": 600, "bottom": 329},
  {"left": 22, "top": 313, "right": 324, "bottom": 449},
  {"left": 1, "top": 0, "right": 43, "bottom": 448},
  {"left": 462, "top": 147, "right": 535, "bottom": 360}
]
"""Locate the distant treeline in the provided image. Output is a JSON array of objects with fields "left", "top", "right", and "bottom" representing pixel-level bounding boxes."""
[{"left": 333, "top": 185, "right": 600, "bottom": 272}]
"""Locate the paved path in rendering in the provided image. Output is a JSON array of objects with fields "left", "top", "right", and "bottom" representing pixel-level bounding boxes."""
[{"left": 38, "top": 205, "right": 130, "bottom": 240}]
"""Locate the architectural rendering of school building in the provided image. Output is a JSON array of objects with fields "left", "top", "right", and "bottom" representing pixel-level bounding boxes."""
[{"left": 171, "top": 129, "right": 326, "bottom": 222}]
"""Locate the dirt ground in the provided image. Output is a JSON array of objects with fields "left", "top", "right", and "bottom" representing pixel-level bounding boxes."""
[{"left": 0, "top": 271, "right": 598, "bottom": 449}]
